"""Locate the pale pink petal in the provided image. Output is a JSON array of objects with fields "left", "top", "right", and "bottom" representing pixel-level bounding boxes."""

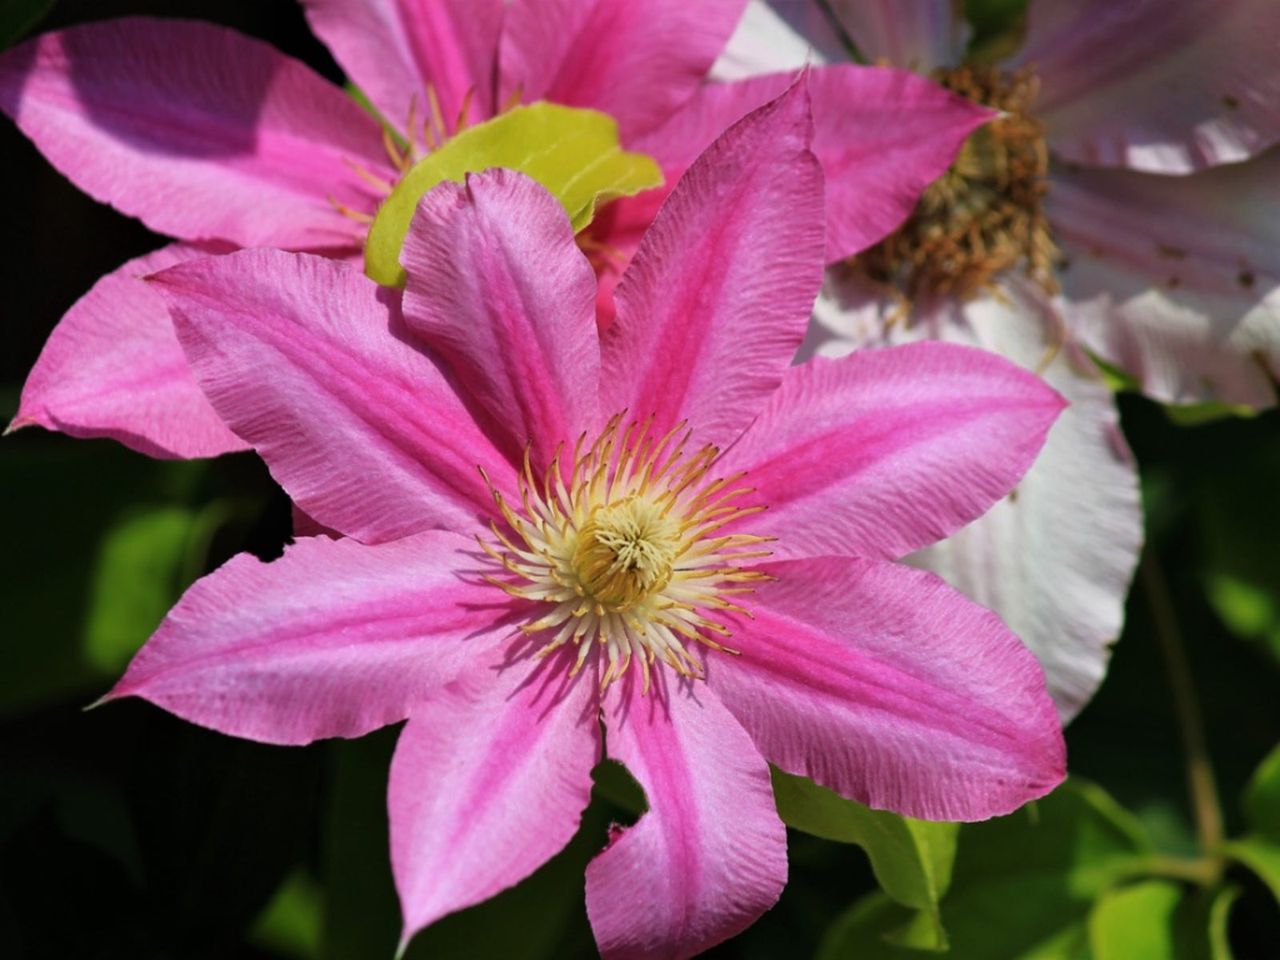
[
  {"left": 0, "top": 19, "right": 394, "bottom": 249},
  {"left": 600, "top": 80, "right": 824, "bottom": 449},
  {"left": 1050, "top": 153, "right": 1280, "bottom": 406},
  {"left": 827, "top": 0, "right": 969, "bottom": 70},
  {"left": 10, "top": 244, "right": 245, "bottom": 459},
  {"left": 635, "top": 66, "right": 992, "bottom": 262},
  {"left": 401, "top": 171, "right": 602, "bottom": 469},
  {"left": 586, "top": 677, "right": 787, "bottom": 960},
  {"left": 811, "top": 278, "right": 1143, "bottom": 721},
  {"left": 1014, "top": 0, "right": 1280, "bottom": 173},
  {"left": 498, "top": 0, "right": 748, "bottom": 141},
  {"left": 712, "top": 0, "right": 845, "bottom": 80},
  {"left": 302, "top": 0, "right": 503, "bottom": 131},
  {"left": 150, "top": 249, "right": 517, "bottom": 544},
  {"left": 718, "top": 340, "right": 1064, "bottom": 562},
  {"left": 391, "top": 657, "right": 599, "bottom": 946},
  {"left": 710, "top": 556, "right": 1066, "bottom": 820},
  {"left": 106, "top": 530, "right": 512, "bottom": 745}
]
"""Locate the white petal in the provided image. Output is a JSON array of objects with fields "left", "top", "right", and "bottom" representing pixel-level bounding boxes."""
[{"left": 807, "top": 274, "right": 1143, "bottom": 720}]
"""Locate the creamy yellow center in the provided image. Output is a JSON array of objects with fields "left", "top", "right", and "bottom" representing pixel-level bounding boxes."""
[
  {"left": 573, "top": 496, "right": 682, "bottom": 609},
  {"left": 479, "top": 415, "right": 772, "bottom": 691}
]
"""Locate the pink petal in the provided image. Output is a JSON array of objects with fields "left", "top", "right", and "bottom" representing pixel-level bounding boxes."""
[
  {"left": 1050, "top": 153, "right": 1280, "bottom": 406},
  {"left": 811, "top": 277, "right": 1143, "bottom": 721},
  {"left": 812, "top": 65, "right": 991, "bottom": 261},
  {"left": 712, "top": 0, "right": 847, "bottom": 80},
  {"left": 827, "top": 0, "right": 969, "bottom": 70},
  {"left": 10, "top": 244, "right": 245, "bottom": 459},
  {"left": 391, "top": 658, "right": 599, "bottom": 946},
  {"left": 586, "top": 188, "right": 668, "bottom": 329},
  {"left": 1014, "top": 0, "right": 1280, "bottom": 173},
  {"left": 600, "top": 80, "right": 824, "bottom": 449},
  {"left": 498, "top": 0, "right": 748, "bottom": 142},
  {"left": 636, "top": 67, "right": 992, "bottom": 262},
  {"left": 718, "top": 341, "right": 1065, "bottom": 562},
  {"left": 0, "top": 19, "right": 392, "bottom": 249},
  {"left": 106, "top": 530, "right": 512, "bottom": 745},
  {"left": 150, "top": 249, "right": 517, "bottom": 544},
  {"left": 401, "top": 171, "right": 602, "bottom": 469},
  {"left": 906, "top": 289, "right": 1142, "bottom": 723},
  {"left": 302, "top": 0, "right": 503, "bottom": 131},
  {"left": 291, "top": 503, "right": 340, "bottom": 540},
  {"left": 586, "top": 678, "right": 787, "bottom": 960},
  {"left": 711, "top": 556, "right": 1067, "bottom": 820}
]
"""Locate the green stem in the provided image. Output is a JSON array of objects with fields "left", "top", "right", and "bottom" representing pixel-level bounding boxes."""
[
  {"left": 1140, "top": 551, "right": 1225, "bottom": 880},
  {"left": 1123, "top": 855, "right": 1221, "bottom": 887}
]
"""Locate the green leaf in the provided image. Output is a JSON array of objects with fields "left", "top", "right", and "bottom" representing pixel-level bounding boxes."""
[
  {"left": 81, "top": 505, "right": 200, "bottom": 672},
  {"left": 1088, "top": 880, "right": 1183, "bottom": 960},
  {"left": 817, "top": 894, "right": 925, "bottom": 960},
  {"left": 817, "top": 780, "right": 1152, "bottom": 959},
  {"left": 771, "top": 768, "right": 957, "bottom": 948},
  {"left": 1204, "top": 575, "right": 1280, "bottom": 661},
  {"left": 1087, "top": 352, "right": 1141, "bottom": 393},
  {"left": 364, "top": 101, "right": 663, "bottom": 286},
  {"left": 1197, "top": 445, "right": 1280, "bottom": 664},
  {"left": 250, "top": 871, "right": 323, "bottom": 960},
  {"left": 1222, "top": 838, "right": 1280, "bottom": 903},
  {"left": 1088, "top": 881, "right": 1240, "bottom": 960},
  {"left": 1206, "top": 886, "right": 1241, "bottom": 960},
  {"left": 0, "top": 0, "right": 56, "bottom": 50},
  {"left": 1164, "top": 401, "right": 1258, "bottom": 426},
  {"left": 1242, "top": 743, "right": 1280, "bottom": 838},
  {"left": 0, "top": 440, "right": 212, "bottom": 715}
]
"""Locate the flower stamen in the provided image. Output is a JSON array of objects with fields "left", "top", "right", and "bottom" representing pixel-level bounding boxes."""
[
  {"left": 849, "top": 64, "right": 1057, "bottom": 309},
  {"left": 480, "top": 414, "right": 769, "bottom": 691}
]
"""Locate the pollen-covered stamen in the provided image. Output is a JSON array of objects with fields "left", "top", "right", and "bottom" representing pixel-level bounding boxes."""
[
  {"left": 850, "top": 64, "right": 1057, "bottom": 308},
  {"left": 574, "top": 497, "right": 681, "bottom": 607},
  {"left": 478, "top": 414, "right": 773, "bottom": 692}
]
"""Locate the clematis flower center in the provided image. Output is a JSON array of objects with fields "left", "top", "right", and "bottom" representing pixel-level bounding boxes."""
[
  {"left": 851, "top": 64, "right": 1057, "bottom": 306},
  {"left": 479, "top": 414, "right": 772, "bottom": 691},
  {"left": 573, "top": 496, "right": 681, "bottom": 608}
]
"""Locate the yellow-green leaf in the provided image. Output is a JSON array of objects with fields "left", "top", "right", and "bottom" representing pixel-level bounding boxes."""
[
  {"left": 1087, "top": 880, "right": 1182, "bottom": 960},
  {"left": 1242, "top": 742, "right": 1280, "bottom": 838},
  {"left": 364, "top": 102, "right": 663, "bottom": 286},
  {"left": 771, "top": 767, "right": 958, "bottom": 949}
]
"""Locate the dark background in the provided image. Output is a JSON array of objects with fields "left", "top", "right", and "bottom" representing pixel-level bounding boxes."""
[{"left": 2, "top": 1, "right": 1277, "bottom": 957}]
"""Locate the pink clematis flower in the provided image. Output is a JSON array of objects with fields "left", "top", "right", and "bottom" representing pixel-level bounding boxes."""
[
  {"left": 105, "top": 87, "right": 1066, "bottom": 958},
  {"left": 1, "top": 0, "right": 990, "bottom": 460},
  {"left": 709, "top": 0, "right": 1280, "bottom": 719}
]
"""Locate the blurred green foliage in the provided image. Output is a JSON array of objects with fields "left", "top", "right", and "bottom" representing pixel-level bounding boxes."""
[
  {"left": 0, "top": 0, "right": 55, "bottom": 49},
  {"left": 773, "top": 768, "right": 959, "bottom": 949}
]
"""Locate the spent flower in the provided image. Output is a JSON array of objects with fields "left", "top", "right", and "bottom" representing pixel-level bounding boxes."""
[{"left": 708, "top": 0, "right": 1280, "bottom": 716}]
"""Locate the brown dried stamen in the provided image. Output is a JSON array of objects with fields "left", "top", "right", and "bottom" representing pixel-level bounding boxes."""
[{"left": 851, "top": 65, "right": 1057, "bottom": 307}]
